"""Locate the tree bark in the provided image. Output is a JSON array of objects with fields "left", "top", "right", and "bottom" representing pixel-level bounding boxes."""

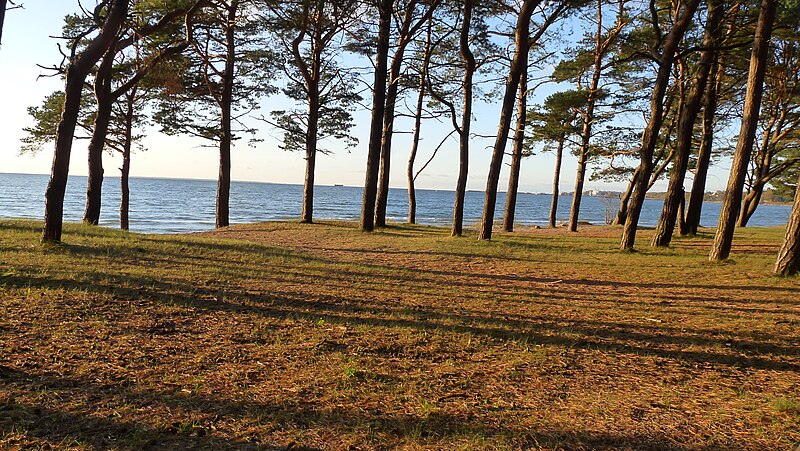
[
  {"left": 450, "top": 0, "right": 477, "bottom": 236},
  {"left": 738, "top": 79, "right": 794, "bottom": 227},
  {"left": 619, "top": 0, "right": 700, "bottom": 251},
  {"left": 503, "top": 70, "right": 528, "bottom": 232},
  {"left": 0, "top": 0, "right": 7, "bottom": 47},
  {"left": 216, "top": 1, "right": 237, "bottom": 229},
  {"left": 301, "top": 84, "right": 319, "bottom": 224},
  {"left": 478, "top": 0, "right": 538, "bottom": 240},
  {"left": 568, "top": 153, "right": 588, "bottom": 232},
  {"left": 375, "top": 1, "right": 435, "bottom": 227},
  {"left": 120, "top": 89, "right": 135, "bottom": 231},
  {"left": 407, "top": 20, "right": 432, "bottom": 225},
  {"left": 567, "top": 0, "right": 610, "bottom": 233},
  {"left": 451, "top": 0, "right": 475, "bottom": 237},
  {"left": 709, "top": 0, "right": 777, "bottom": 260},
  {"left": 83, "top": 49, "right": 116, "bottom": 225},
  {"left": 42, "top": 0, "right": 129, "bottom": 242},
  {"left": 774, "top": 174, "right": 800, "bottom": 275},
  {"left": 300, "top": 35, "right": 321, "bottom": 225},
  {"left": 406, "top": 69, "right": 425, "bottom": 224},
  {"left": 373, "top": 44, "right": 406, "bottom": 227},
  {"left": 612, "top": 168, "right": 639, "bottom": 225},
  {"left": 651, "top": 0, "right": 721, "bottom": 247},
  {"left": 549, "top": 136, "right": 565, "bottom": 228},
  {"left": 360, "top": 0, "right": 392, "bottom": 232},
  {"left": 738, "top": 184, "right": 764, "bottom": 227},
  {"left": 683, "top": 61, "right": 720, "bottom": 235}
]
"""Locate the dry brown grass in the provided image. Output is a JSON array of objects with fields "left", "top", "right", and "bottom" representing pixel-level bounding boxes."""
[{"left": 0, "top": 219, "right": 798, "bottom": 450}]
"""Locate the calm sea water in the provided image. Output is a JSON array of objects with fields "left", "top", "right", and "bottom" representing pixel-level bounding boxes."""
[{"left": 0, "top": 173, "right": 792, "bottom": 234}]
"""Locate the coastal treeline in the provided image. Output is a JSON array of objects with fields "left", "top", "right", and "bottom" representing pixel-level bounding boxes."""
[{"left": 9, "top": 0, "right": 800, "bottom": 274}]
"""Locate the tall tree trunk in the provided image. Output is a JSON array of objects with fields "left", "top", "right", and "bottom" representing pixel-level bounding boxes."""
[
  {"left": 651, "top": 0, "right": 721, "bottom": 247},
  {"left": 503, "top": 70, "right": 528, "bottom": 232},
  {"left": 683, "top": 4, "right": 737, "bottom": 236},
  {"left": 568, "top": 153, "right": 589, "bottom": 232},
  {"left": 709, "top": 0, "right": 777, "bottom": 261},
  {"left": 360, "top": 0, "right": 392, "bottom": 232},
  {"left": 84, "top": 49, "right": 116, "bottom": 226},
  {"left": 452, "top": 0, "right": 475, "bottom": 237},
  {"left": 406, "top": 76, "right": 424, "bottom": 224},
  {"left": 373, "top": 49, "right": 403, "bottom": 227},
  {"left": 774, "top": 174, "right": 800, "bottom": 275},
  {"left": 619, "top": 0, "right": 700, "bottom": 251},
  {"left": 376, "top": 1, "right": 433, "bottom": 227},
  {"left": 568, "top": 0, "right": 608, "bottom": 233},
  {"left": 42, "top": 0, "right": 129, "bottom": 243},
  {"left": 407, "top": 20, "right": 432, "bottom": 225},
  {"left": 478, "top": 0, "right": 538, "bottom": 240},
  {"left": 302, "top": 78, "right": 320, "bottom": 224},
  {"left": 549, "top": 136, "right": 565, "bottom": 228},
  {"left": 683, "top": 60, "right": 720, "bottom": 235},
  {"left": 216, "top": 2, "right": 236, "bottom": 229},
  {"left": 120, "top": 89, "right": 135, "bottom": 231},
  {"left": 120, "top": 153, "right": 131, "bottom": 231},
  {"left": 0, "top": 0, "right": 7, "bottom": 47}
]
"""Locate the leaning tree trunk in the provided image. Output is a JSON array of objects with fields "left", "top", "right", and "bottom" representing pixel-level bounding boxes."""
[
  {"left": 42, "top": 0, "right": 128, "bottom": 242},
  {"left": 774, "top": 175, "right": 800, "bottom": 275},
  {"left": 478, "top": 0, "right": 538, "bottom": 241},
  {"left": 452, "top": 0, "right": 475, "bottom": 237},
  {"left": 360, "top": 0, "right": 392, "bottom": 232},
  {"left": 683, "top": 60, "right": 720, "bottom": 235},
  {"left": 710, "top": 0, "right": 777, "bottom": 261},
  {"left": 549, "top": 136, "right": 565, "bottom": 228},
  {"left": 651, "top": 0, "right": 720, "bottom": 247},
  {"left": 612, "top": 168, "right": 639, "bottom": 225},
  {"left": 216, "top": 3, "right": 236, "bottom": 229},
  {"left": 683, "top": 3, "right": 736, "bottom": 236},
  {"left": 619, "top": 0, "right": 700, "bottom": 251},
  {"left": 739, "top": 183, "right": 765, "bottom": 227},
  {"left": 503, "top": 71, "right": 528, "bottom": 232},
  {"left": 617, "top": 108, "right": 677, "bottom": 227},
  {"left": 84, "top": 49, "right": 116, "bottom": 225},
  {"left": 738, "top": 107, "right": 783, "bottom": 227}
]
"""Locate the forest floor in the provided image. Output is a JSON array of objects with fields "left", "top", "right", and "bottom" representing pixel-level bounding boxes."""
[{"left": 0, "top": 219, "right": 799, "bottom": 450}]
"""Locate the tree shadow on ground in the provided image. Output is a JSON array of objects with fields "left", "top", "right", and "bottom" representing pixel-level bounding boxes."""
[
  {"left": 3, "top": 265, "right": 799, "bottom": 373},
  {"left": 0, "top": 365, "right": 712, "bottom": 450}
]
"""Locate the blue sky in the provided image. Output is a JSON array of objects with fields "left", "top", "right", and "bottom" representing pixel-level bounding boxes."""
[{"left": 0, "top": 1, "right": 734, "bottom": 194}]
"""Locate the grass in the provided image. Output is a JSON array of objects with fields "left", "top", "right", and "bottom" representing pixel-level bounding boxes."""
[{"left": 0, "top": 218, "right": 798, "bottom": 450}]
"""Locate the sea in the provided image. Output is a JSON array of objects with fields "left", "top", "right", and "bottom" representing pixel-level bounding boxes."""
[{"left": 0, "top": 173, "right": 792, "bottom": 234}]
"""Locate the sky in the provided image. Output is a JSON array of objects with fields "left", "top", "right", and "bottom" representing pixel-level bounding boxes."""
[{"left": 0, "top": 1, "right": 735, "bottom": 195}]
